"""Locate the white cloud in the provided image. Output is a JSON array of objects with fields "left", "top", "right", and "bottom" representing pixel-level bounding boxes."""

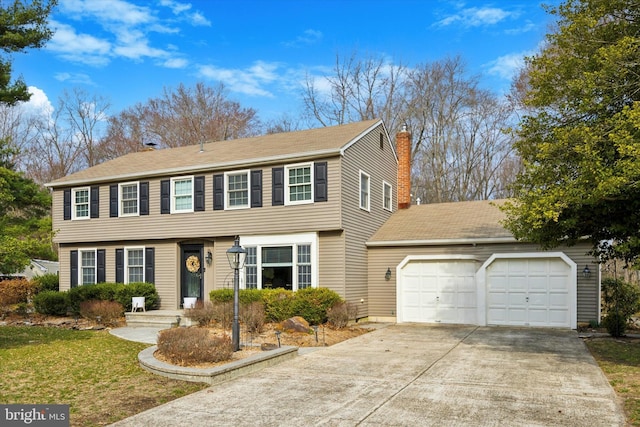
[
  {"left": 47, "top": 20, "right": 111, "bottom": 65},
  {"left": 21, "top": 87, "right": 54, "bottom": 118},
  {"left": 485, "top": 52, "right": 529, "bottom": 80},
  {"left": 60, "top": 0, "right": 153, "bottom": 25},
  {"left": 434, "top": 7, "right": 517, "bottom": 28},
  {"left": 159, "top": 0, "right": 211, "bottom": 26},
  {"left": 54, "top": 72, "right": 95, "bottom": 85},
  {"left": 162, "top": 57, "right": 189, "bottom": 68},
  {"left": 197, "top": 61, "right": 282, "bottom": 97}
]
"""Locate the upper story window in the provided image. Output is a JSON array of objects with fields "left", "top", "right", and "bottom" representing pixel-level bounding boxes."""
[
  {"left": 383, "top": 181, "right": 392, "bottom": 212},
  {"left": 226, "top": 171, "right": 249, "bottom": 209},
  {"left": 172, "top": 176, "right": 193, "bottom": 213},
  {"left": 286, "top": 163, "right": 313, "bottom": 205},
  {"left": 120, "top": 182, "right": 139, "bottom": 216},
  {"left": 360, "top": 171, "right": 370, "bottom": 211},
  {"left": 72, "top": 187, "right": 90, "bottom": 219}
]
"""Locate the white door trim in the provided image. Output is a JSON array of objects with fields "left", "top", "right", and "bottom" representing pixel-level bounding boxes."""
[{"left": 476, "top": 252, "right": 577, "bottom": 329}]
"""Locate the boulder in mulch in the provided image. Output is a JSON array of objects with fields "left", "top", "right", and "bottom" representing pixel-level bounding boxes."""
[{"left": 280, "top": 316, "right": 310, "bottom": 333}]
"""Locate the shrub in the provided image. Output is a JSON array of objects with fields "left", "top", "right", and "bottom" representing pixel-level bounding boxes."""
[
  {"left": 79, "top": 300, "right": 124, "bottom": 325},
  {"left": 211, "top": 301, "right": 233, "bottom": 329},
  {"left": 33, "top": 291, "right": 70, "bottom": 316},
  {"left": 157, "top": 327, "right": 233, "bottom": 366},
  {"left": 0, "top": 278, "right": 37, "bottom": 306},
  {"left": 241, "top": 301, "right": 265, "bottom": 334},
  {"left": 115, "top": 282, "right": 159, "bottom": 311},
  {"left": 601, "top": 278, "right": 640, "bottom": 337},
  {"left": 327, "top": 301, "right": 358, "bottom": 329},
  {"left": 292, "top": 287, "right": 343, "bottom": 325},
  {"left": 210, "top": 289, "right": 234, "bottom": 303},
  {"left": 32, "top": 273, "right": 59, "bottom": 292},
  {"left": 262, "top": 288, "right": 295, "bottom": 322},
  {"left": 185, "top": 301, "right": 217, "bottom": 326}
]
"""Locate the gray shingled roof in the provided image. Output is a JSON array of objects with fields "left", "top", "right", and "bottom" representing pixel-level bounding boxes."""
[
  {"left": 368, "top": 199, "right": 514, "bottom": 245},
  {"left": 47, "top": 119, "right": 382, "bottom": 188}
]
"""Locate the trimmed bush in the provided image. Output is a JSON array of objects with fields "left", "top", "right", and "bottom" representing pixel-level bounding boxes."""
[
  {"left": 32, "top": 273, "right": 60, "bottom": 292},
  {"left": 601, "top": 278, "right": 640, "bottom": 337},
  {"left": 157, "top": 327, "right": 233, "bottom": 366},
  {"left": 211, "top": 301, "right": 233, "bottom": 329},
  {"left": 33, "top": 291, "right": 69, "bottom": 316},
  {"left": 79, "top": 300, "right": 124, "bottom": 325},
  {"left": 240, "top": 301, "right": 266, "bottom": 333},
  {"left": 292, "top": 287, "right": 343, "bottom": 325},
  {"left": 327, "top": 301, "right": 358, "bottom": 328},
  {"left": 210, "top": 288, "right": 234, "bottom": 303},
  {"left": 67, "top": 282, "right": 158, "bottom": 313},
  {"left": 262, "top": 288, "right": 295, "bottom": 322},
  {"left": 0, "top": 278, "right": 37, "bottom": 306}
]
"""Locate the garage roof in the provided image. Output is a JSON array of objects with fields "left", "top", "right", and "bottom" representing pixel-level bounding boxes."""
[{"left": 367, "top": 199, "right": 515, "bottom": 246}]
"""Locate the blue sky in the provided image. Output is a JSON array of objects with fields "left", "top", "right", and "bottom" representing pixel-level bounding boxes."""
[{"left": 15, "top": 0, "right": 560, "bottom": 122}]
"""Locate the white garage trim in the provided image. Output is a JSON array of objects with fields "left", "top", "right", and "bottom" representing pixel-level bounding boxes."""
[
  {"left": 476, "top": 252, "right": 577, "bottom": 329},
  {"left": 396, "top": 255, "right": 480, "bottom": 324}
]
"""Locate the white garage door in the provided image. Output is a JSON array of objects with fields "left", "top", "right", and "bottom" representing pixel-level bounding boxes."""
[
  {"left": 486, "top": 258, "right": 572, "bottom": 327},
  {"left": 400, "top": 260, "right": 477, "bottom": 324}
]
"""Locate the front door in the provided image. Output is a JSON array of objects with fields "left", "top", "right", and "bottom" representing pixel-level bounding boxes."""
[{"left": 181, "top": 244, "right": 204, "bottom": 306}]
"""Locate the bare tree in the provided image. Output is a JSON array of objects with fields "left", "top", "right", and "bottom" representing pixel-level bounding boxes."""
[
  {"left": 302, "top": 52, "right": 407, "bottom": 132},
  {"left": 101, "top": 82, "right": 260, "bottom": 157}
]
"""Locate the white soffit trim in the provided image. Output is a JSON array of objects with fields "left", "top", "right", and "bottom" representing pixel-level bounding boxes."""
[{"left": 367, "top": 237, "right": 517, "bottom": 247}]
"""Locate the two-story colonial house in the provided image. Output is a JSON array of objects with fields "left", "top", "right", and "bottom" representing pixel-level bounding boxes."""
[
  {"left": 46, "top": 119, "right": 601, "bottom": 329},
  {"left": 46, "top": 119, "right": 396, "bottom": 318}
]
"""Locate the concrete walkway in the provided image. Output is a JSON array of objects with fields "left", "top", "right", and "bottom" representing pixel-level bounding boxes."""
[{"left": 110, "top": 324, "right": 624, "bottom": 426}]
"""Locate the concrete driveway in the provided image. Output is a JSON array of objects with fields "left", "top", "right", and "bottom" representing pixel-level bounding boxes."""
[{"left": 111, "top": 324, "right": 624, "bottom": 426}]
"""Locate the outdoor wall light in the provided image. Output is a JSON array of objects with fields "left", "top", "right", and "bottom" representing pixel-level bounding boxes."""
[
  {"left": 205, "top": 250, "right": 213, "bottom": 266},
  {"left": 385, "top": 268, "right": 392, "bottom": 281},
  {"left": 583, "top": 265, "right": 591, "bottom": 278}
]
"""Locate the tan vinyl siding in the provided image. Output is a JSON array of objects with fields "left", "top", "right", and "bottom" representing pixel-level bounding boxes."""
[
  {"left": 340, "top": 124, "right": 397, "bottom": 316},
  {"left": 52, "top": 160, "right": 343, "bottom": 244},
  {"left": 367, "top": 242, "right": 598, "bottom": 324},
  {"left": 318, "top": 230, "right": 346, "bottom": 296}
]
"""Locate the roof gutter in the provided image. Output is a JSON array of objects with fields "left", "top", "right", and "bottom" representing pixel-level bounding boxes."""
[
  {"left": 45, "top": 148, "right": 343, "bottom": 188},
  {"left": 366, "top": 237, "right": 518, "bottom": 247}
]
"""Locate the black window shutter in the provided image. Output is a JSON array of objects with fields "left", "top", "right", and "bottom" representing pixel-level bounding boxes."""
[
  {"left": 160, "top": 180, "right": 170, "bottom": 214},
  {"left": 64, "top": 189, "right": 71, "bottom": 220},
  {"left": 109, "top": 185, "right": 118, "bottom": 217},
  {"left": 314, "top": 162, "right": 328, "bottom": 202},
  {"left": 213, "top": 174, "right": 224, "bottom": 210},
  {"left": 97, "top": 249, "right": 106, "bottom": 283},
  {"left": 251, "top": 170, "right": 262, "bottom": 208},
  {"left": 140, "top": 182, "right": 149, "bottom": 215},
  {"left": 272, "top": 167, "right": 284, "bottom": 206},
  {"left": 70, "top": 250, "right": 78, "bottom": 288},
  {"left": 145, "top": 247, "right": 155, "bottom": 284},
  {"left": 194, "top": 176, "right": 205, "bottom": 212},
  {"left": 115, "top": 248, "right": 124, "bottom": 283},
  {"left": 90, "top": 186, "right": 100, "bottom": 218}
]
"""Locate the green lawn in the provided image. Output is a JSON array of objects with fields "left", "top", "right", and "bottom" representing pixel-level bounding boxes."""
[
  {"left": 0, "top": 326, "right": 207, "bottom": 427},
  {"left": 585, "top": 337, "right": 640, "bottom": 425}
]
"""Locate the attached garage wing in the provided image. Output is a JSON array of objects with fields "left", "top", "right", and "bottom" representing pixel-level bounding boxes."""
[{"left": 398, "top": 258, "right": 478, "bottom": 324}]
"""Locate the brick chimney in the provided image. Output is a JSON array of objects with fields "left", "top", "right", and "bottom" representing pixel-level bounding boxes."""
[{"left": 397, "top": 125, "right": 411, "bottom": 209}]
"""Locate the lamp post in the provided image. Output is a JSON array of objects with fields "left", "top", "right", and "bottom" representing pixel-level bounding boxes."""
[{"left": 226, "top": 236, "right": 246, "bottom": 351}]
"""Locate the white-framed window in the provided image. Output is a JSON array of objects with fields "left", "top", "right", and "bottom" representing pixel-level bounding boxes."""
[
  {"left": 286, "top": 163, "right": 313, "bottom": 205},
  {"left": 119, "top": 182, "right": 139, "bottom": 216},
  {"left": 125, "top": 247, "right": 144, "bottom": 283},
  {"left": 171, "top": 176, "right": 194, "bottom": 213},
  {"left": 79, "top": 249, "right": 97, "bottom": 285},
  {"left": 225, "top": 170, "right": 250, "bottom": 209},
  {"left": 383, "top": 181, "right": 393, "bottom": 212},
  {"left": 72, "top": 187, "right": 90, "bottom": 220},
  {"left": 360, "top": 171, "right": 370, "bottom": 211},
  {"left": 241, "top": 233, "right": 318, "bottom": 291}
]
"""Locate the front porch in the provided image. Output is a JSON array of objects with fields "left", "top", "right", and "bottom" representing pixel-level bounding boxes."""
[{"left": 125, "top": 310, "right": 195, "bottom": 328}]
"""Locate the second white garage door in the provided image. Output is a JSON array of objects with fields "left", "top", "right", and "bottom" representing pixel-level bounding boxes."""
[
  {"left": 399, "top": 260, "right": 478, "bottom": 324},
  {"left": 486, "top": 258, "right": 572, "bottom": 328}
]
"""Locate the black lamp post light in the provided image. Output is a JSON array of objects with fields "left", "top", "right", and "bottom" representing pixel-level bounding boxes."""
[{"left": 226, "top": 236, "right": 247, "bottom": 352}]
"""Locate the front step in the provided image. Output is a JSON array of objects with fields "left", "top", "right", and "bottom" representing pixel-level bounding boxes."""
[{"left": 125, "top": 310, "right": 194, "bottom": 328}]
